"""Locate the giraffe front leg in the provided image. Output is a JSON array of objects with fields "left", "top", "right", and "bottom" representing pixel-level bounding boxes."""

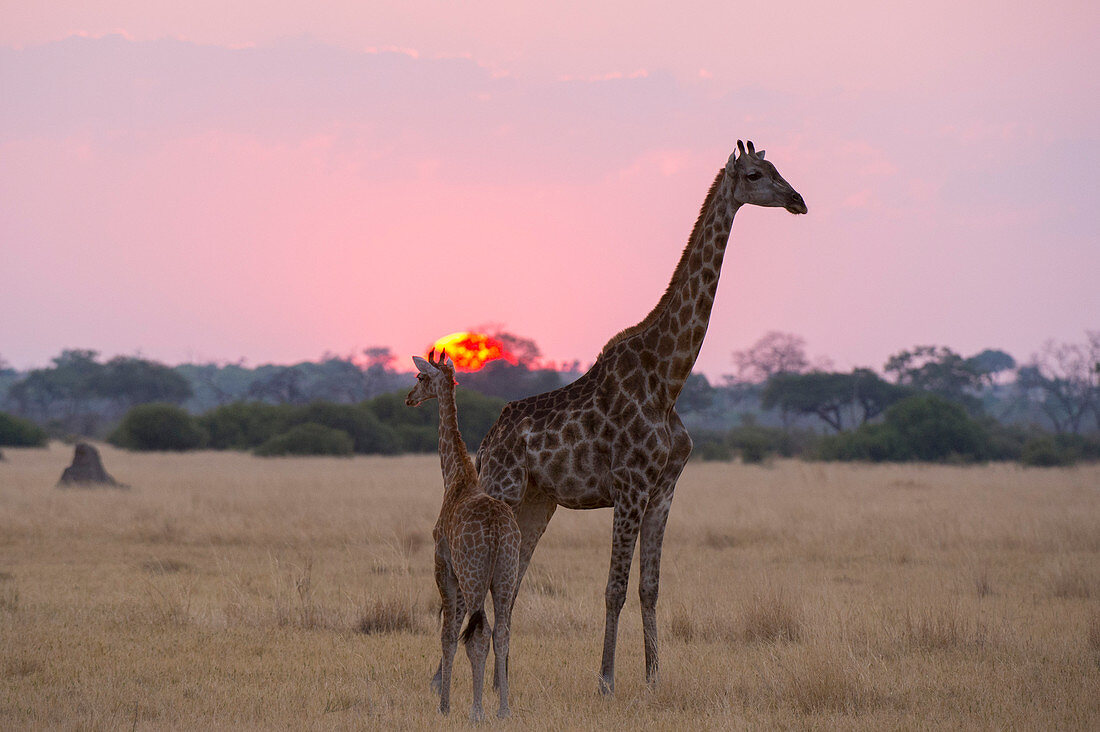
[
  {"left": 639, "top": 489, "right": 675, "bottom": 689},
  {"left": 639, "top": 422, "right": 690, "bottom": 688},
  {"left": 599, "top": 499, "right": 644, "bottom": 695}
]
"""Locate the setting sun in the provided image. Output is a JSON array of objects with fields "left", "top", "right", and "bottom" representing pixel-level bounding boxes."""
[{"left": 429, "top": 331, "right": 517, "bottom": 372}]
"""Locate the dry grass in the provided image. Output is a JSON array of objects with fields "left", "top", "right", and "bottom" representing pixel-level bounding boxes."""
[{"left": 1, "top": 442, "right": 1099, "bottom": 728}]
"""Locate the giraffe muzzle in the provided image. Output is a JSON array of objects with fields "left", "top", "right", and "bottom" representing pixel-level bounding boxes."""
[{"left": 786, "top": 193, "right": 807, "bottom": 215}]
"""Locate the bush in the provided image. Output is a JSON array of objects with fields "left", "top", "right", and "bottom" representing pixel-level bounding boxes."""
[
  {"left": 692, "top": 429, "right": 735, "bottom": 461},
  {"left": 109, "top": 403, "right": 207, "bottom": 451},
  {"left": 287, "top": 403, "right": 398, "bottom": 455},
  {"left": 0, "top": 411, "right": 49, "bottom": 447},
  {"left": 254, "top": 423, "right": 354, "bottom": 457},
  {"left": 983, "top": 420, "right": 1030, "bottom": 461},
  {"left": 1019, "top": 437, "right": 1075, "bottom": 467},
  {"left": 816, "top": 395, "right": 989, "bottom": 463},
  {"left": 689, "top": 425, "right": 800, "bottom": 463},
  {"left": 198, "top": 402, "right": 291, "bottom": 450},
  {"left": 391, "top": 423, "right": 440, "bottom": 453}
]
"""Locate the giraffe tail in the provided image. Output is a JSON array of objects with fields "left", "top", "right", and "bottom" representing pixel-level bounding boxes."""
[{"left": 460, "top": 609, "right": 485, "bottom": 645}]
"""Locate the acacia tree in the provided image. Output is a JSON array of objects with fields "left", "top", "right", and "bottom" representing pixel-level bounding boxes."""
[
  {"left": 8, "top": 349, "right": 103, "bottom": 426},
  {"left": 246, "top": 366, "right": 307, "bottom": 404},
  {"left": 883, "top": 345, "right": 983, "bottom": 410},
  {"left": 97, "top": 356, "right": 192, "bottom": 410},
  {"left": 1017, "top": 332, "right": 1100, "bottom": 434},
  {"left": 761, "top": 368, "right": 908, "bottom": 433},
  {"left": 966, "top": 349, "right": 1017, "bottom": 387},
  {"left": 730, "top": 331, "right": 811, "bottom": 384},
  {"left": 761, "top": 372, "right": 852, "bottom": 432}
]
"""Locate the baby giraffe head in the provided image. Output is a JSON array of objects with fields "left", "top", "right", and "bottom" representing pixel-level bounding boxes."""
[
  {"left": 405, "top": 349, "right": 457, "bottom": 407},
  {"left": 725, "top": 139, "right": 807, "bottom": 214}
]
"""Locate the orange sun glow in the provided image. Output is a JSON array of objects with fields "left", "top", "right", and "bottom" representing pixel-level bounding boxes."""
[{"left": 428, "top": 332, "right": 516, "bottom": 372}]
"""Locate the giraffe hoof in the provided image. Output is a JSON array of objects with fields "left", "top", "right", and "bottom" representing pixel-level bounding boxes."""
[
  {"left": 598, "top": 676, "right": 614, "bottom": 696},
  {"left": 497, "top": 708, "right": 511, "bottom": 719}
]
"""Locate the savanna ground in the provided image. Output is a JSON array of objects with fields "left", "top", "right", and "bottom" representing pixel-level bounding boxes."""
[{"left": 1, "top": 443, "right": 1099, "bottom": 729}]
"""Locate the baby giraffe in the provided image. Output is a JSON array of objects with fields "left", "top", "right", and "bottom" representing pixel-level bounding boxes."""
[{"left": 406, "top": 350, "right": 521, "bottom": 721}]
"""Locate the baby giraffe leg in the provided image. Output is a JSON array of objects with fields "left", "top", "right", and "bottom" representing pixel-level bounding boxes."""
[
  {"left": 463, "top": 606, "right": 490, "bottom": 723},
  {"left": 492, "top": 591, "right": 513, "bottom": 717},
  {"left": 436, "top": 561, "right": 464, "bottom": 715}
]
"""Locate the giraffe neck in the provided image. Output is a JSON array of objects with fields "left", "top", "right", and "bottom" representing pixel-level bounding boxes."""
[
  {"left": 435, "top": 386, "right": 477, "bottom": 500},
  {"left": 600, "top": 169, "right": 741, "bottom": 404}
]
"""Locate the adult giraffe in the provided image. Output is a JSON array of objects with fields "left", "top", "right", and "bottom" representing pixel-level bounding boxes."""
[{"left": 435, "top": 140, "right": 806, "bottom": 694}]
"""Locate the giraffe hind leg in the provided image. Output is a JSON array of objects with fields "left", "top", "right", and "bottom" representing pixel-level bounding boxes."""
[
  {"left": 464, "top": 602, "right": 491, "bottom": 723},
  {"left": 491, "top": 529, "right": 520, "bottom": 717}
]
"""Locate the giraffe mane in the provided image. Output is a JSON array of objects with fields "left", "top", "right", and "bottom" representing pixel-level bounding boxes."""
[{"left": 597, "top": 168, "right": 727, "bottom": 359}]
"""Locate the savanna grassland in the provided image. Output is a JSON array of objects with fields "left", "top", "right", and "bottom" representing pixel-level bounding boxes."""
[{"left": 2, "top": 443, "right": 1099, "bottom": 729}]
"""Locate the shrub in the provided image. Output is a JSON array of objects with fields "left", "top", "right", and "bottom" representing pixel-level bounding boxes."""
[
  {"left": 301, "top": 403, "right": 398, "bottom": 455},
  {"left": 691, "top": 429, "right": 734, "bottom": 461},
  {"left": 109, "top": 403, "right": 207, "bottom": 451},
  {"left": 0, "top": 411, "right": 48, "bottom": 447},
  {"left": 1020, "top": 437, "right": 1075, "bottom": 467},
  {"left": 816, "top": 395, "right": 989, "bottom": 463},
  {"left": 198, "top": 402, "right": 291, "bottom": 450},
  {"left": 1053, "top": 433, "right": 1100, "bottom": 462},
  {"left": 983, "top": 420, "right": 1030, "bottom": 461},
  {"left": 391, "top": 424, "right": 439, "bottom": 453},
  {"left": 254, "top": 423, "right": 354, "bottom": 457}
]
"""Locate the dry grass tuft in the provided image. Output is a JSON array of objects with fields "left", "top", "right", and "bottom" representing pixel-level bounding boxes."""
[
  {"left": 669, "top": 609, "right": 700, "bottom": 643},
  {"left": 3, "top": 654, "right": 39, "bottom": 678},
  {"left": 900, "top": 602, "right": 989, "bottom": 652},
  {"left": 141, "top": 576, "right": 195, "bottom": 626},
  {"left": 667, "top": 585, "right": 802, "bottom": 645},
  {"left": 271, "top": 557, "right": 337, "bottom": 630},
  {"left": 526, "top": 566, "right": 567, "bottom": 597},
  {"left": 354, "top": 597, "right": 421, "bottom": 635},
  {"left": 972, "top": 561, "right": 994, "bottom": 598},
  {"left": 1087, "top": 610, "right": 1100, "bottom": 665},
  {"left": 741, "top": 585, "right": 802, "bottom": 643},
  {"left": 393, "top": 526, "right": 429, "bottom": 557},
  {"left": 141, "top": 558, "right": 191, "bottom": 574},
  {"left": 699, "top": 525, "right": 779, "bottom": 550},
  {"left": 1, "top": 578, "right": 19, "bottom": 613},
  {"left": 768, "top": 643, "right": 880, "bottom": 714},
  {"left": 1048, "top": 560, "right": 1094, "bottom": 599}
]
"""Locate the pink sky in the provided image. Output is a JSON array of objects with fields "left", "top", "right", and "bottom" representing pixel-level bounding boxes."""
[{"left": 2, "top": 2, "right": 1098, "bottom": 378}]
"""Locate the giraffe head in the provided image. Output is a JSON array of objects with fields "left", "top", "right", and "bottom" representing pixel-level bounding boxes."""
[
  {"left": 405, "top": 349, "right": 458, "bottom": 407},
  {"left": 725, "top": 140, "right": 807, "bottom": 214}
]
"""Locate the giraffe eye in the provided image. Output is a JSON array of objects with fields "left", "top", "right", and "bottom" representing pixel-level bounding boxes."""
[{"left": 746, "top": 171, "right": 762, "bottom": 181}]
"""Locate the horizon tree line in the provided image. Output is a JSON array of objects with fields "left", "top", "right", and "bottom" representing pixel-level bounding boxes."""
[{"left": 1, "top": 329, "right": 1097, "bottom": 438}]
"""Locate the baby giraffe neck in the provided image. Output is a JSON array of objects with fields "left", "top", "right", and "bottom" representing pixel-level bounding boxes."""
[{"left": 436, "top": 386, "right": 477, "bottom": 499}]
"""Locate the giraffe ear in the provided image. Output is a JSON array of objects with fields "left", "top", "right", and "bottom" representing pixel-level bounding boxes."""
[
  {"left": 756, "top": 149, "right": 765, "bottom": 159},
  {"left": 412, "top": 356, "right": 432, "bottom": 374}
]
